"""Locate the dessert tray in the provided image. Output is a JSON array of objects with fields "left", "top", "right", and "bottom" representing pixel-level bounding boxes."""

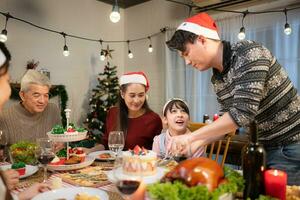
[
  {"left": 47, "top": 131, "right": 87, "bottom": 142},
  {"left": 48, "top": 155, "right": 95, "bottom": 171}
]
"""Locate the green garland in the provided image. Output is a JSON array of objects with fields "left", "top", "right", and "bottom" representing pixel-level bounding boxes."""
[{"left": 10, "top": 83, "right": 68, "bottom": 127}]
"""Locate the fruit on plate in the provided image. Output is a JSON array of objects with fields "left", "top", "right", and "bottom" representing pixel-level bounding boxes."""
[{"left": 11, "top": 162, "right": 26, "bottom": 176}]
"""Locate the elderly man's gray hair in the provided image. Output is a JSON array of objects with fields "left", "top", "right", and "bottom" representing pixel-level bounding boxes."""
[{"left": 20, "top": 69, "right": 51, "bottom": 92}]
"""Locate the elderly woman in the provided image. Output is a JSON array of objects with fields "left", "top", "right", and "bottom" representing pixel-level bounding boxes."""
[{"left": 0, "top": 42, "right": 49, "bottom": 200}]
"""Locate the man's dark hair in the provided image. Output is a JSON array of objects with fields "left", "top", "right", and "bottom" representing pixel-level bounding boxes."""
[{"left": 166, "top": 30, "right": 198, "bottom": 52}]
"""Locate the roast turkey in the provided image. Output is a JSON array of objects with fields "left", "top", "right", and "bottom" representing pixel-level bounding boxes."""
[{"left": 161, "top": 157, "right": 224, "bottom": 191}]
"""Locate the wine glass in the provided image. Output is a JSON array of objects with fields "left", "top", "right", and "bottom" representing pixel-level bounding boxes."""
[
  {"left": 108, "top": 131, "right": 125, "bottom": 156},
  {"left": 0, "top": 131, "right": 8, "bottom": 162},
  {"left": 113, "top": 155, "right": 142, "bottom": 200},
  {"left": 36, "top": 138, "right": 55, "bottom": 182}
]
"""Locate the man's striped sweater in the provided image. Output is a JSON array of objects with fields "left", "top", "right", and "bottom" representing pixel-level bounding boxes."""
[{"left": 211, "top": 40, "right": 300, "bottom": 147}]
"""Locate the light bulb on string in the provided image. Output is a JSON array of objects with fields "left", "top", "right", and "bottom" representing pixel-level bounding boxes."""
[
  {"left": 127, "top": 40, "right": 133, "bottom": 59},
  {"left": 283, "top": 9, "right": 292, "bottom": 35},
  {"left": 61, "top": 32, "right": 70, "bottom": 57},
  {"left": 63, "top": 45, "right": 70, "bottom": 57},
  {"left": 148, "top": 36, "right": 153, "bottom": 53},
  {"left": 128, "top": 50, "right": 133, "bottom": 59},
  {"left": 237, "top": 11, "right": 247, "bottom": 40},
  {"left": 110, "top": 0, "right": 120, "bottom": 23},
  {"left": 99, "top": 40, "right": 105, "bottom": 61},
  {"left": 238, "top": 27, "right": 246, "bottom": 40},
  {"left": 0, "top": 29, "right": 7, "bottom": 43},
  {"left": 0, "top": 13, "right": 10, "bottom": 43}
]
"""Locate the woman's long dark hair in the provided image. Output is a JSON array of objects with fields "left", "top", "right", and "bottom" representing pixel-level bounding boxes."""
[{"left": 117, "top": 84, "right": 151, "bottom": 135}]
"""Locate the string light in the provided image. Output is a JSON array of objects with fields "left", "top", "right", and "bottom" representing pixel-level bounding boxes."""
[
  {"left": 0, "top": 13, "right": 10, "bottom": 43},
  {"left": 238, "top": 11, "right": 247, "bottom": 40},
  {"left": 284, "top": 8, "right": 292, "bottom": 35},
  {"left": 62, "top": 32, "right": 70, "bottom": 57},
  {"left": 110, "top": 0, "right": 120, "bottom": 23},
  {"left": 148, "top": 36, "right": 153, "bottom": 53},
  {"left": 99, "top": 40, "right": 105, "bottom": 61},
  {"left": 127, "top": 40, "right": 133, "bottom": 59}
]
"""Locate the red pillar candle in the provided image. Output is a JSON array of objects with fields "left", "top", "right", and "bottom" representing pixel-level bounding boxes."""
[{"left": 264, "top": 169, "right": 287, "bottom": 200}]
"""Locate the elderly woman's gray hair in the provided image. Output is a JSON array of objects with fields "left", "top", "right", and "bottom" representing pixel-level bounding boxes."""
[{"left": 20, "top": 69, "right": 51, "bottom": 92}]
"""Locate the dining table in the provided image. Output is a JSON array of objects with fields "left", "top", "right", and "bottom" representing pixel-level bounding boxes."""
[{"left": 0, "top": 160, "right": 125, "bottom": 200}]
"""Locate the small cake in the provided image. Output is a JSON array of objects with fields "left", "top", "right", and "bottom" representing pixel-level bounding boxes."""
[
  {"left": 122, "top": 145, "right": 157, "bottom": 176},
  {"left": 11, "top": 162, "right": 26, "bottom": 176},
  {"left": 71, "top": 147, "right": 86, "bottom": 162}
]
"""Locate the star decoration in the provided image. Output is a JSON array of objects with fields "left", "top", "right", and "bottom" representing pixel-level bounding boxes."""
[{"left": 102, "top": 45, "right": 114, "bottom": 59}]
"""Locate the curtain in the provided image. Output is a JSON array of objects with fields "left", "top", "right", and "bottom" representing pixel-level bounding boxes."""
[{"left": 165, "top": 9, "right": 300, "bottom": 122}]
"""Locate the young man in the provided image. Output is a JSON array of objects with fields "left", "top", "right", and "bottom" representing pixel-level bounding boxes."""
[
  {"left": 0, "top": 69, "right": 61, "bottom": 144},
  {"left": 166, "top": 12, "right": 300, "bottom": 185}
]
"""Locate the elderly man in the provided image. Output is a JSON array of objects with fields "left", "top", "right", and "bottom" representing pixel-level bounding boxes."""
[
  {"left": 0, "top": 69, "right": 61, "bottom": 144},
  {"left": 166, "top": 12, "right": 300, "bottom": 185}
]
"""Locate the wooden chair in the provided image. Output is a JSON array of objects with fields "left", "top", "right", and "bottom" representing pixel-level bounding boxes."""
[{"left": 188, "top": 122, "right": 235, "bottom": 168}]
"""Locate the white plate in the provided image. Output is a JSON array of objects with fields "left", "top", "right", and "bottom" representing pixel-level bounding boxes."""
[
  {"left": 32, "top": 187, "right": 109, "bottom": 200},
  {"left": 89, "top": 150, "right": 116, "bottom": 161},
  {"left": 47, "top": 156, "right": 95, "bottom": 171},
  {"left": 0, "top": 164, "right": 38, "bottom": 179},
  {"left": 107, "top": 167, "right": 166, "bottom": 185}
]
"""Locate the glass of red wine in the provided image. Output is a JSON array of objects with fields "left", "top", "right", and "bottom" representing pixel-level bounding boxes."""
[
  {"left": 36, "top": 138, "right": 55, "bottom": 182},
  {"left": 113, "top": 155, "right": 142, "bottom": 199}
]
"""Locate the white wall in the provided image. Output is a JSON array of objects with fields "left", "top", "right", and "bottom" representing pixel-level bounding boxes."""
[
  {"left": 0, "top": 0, "right": 125, "bottom": 124},
  {"left": 123, "top": 0, "right": 189, "bottom": 114}
]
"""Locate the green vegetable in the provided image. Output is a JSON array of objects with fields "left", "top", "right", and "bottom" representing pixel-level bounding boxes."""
[
  {"left": 56, "top": 148, "right": 67, "bottom": 157},
  {"left": 10, "top": 141, "right": 37, "bottom": 165},
  {"left": 11, "top": 162, "right": 25, "bottom": 169},
  {"left": 76, "top": 127, "right": 86, "bottom": 132},
  {"left": 51, "top": 124, "right": 65, "bottom": 134}
]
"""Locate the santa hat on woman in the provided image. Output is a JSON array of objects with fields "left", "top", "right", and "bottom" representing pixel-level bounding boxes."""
[
  {"left": 119, "top": 71, "right": 150, "bottom": 91},
  {"left": 177, "top": 12, "right": 220, "bottom": 40}
]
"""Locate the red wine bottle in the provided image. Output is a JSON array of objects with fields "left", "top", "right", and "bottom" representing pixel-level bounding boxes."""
[
  {"left": 242, "top": 122, "right": 266, "bottom": 199},
  {"left": 116, "top": 180, "right": 140, "bottom": 195}
]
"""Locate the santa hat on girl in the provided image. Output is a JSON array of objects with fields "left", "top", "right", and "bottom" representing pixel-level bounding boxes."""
[
  {"left": 119, "top": 71, "right": 150, "bottom": 91},
  {"left": 177, "top": 12, "right": 220, "bottom": 40}
]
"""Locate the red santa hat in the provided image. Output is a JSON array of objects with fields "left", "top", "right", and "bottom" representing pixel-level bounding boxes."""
[
  {"left": 0, "top": 49, "right": 6, "bottom": 66},
  {"left": 177, "top": 12, "right": 220, "bottom": 40},
  {"left": 119, "top": 71, "right": 150, "bottom": 91}
]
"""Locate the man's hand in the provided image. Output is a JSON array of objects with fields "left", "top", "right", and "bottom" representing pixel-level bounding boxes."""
[
  {"left": 18, "top": 183, "right": 50, "bottom": 200},
  {"left": 3, "top": 169, "right": 19, "bottom": 190}
]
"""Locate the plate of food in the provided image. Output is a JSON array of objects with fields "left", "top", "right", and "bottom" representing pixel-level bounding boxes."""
[
  {"left": 32, "top": 187, "right": 109, "bottom": 200},
  {"left": 47, "top": 155, "right": 95, "bottom": 171},
  {"left": 0, "top": 163, "right": 38, "bottom": 179},
  {"left": 59, "top": 166, "right": 110, "bottom": 187},
  {"left": 88, "top": 150, "right": 116, "bottom": 161}
]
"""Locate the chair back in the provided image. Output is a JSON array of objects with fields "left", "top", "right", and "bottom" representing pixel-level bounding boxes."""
[{"left": 188, "top": 121, "right": 235, "bottom": 167}]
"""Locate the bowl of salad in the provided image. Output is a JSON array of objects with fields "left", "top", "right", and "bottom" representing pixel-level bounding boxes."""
[{"left": 9, "top": 141, "right": 37, "bottom": 165}]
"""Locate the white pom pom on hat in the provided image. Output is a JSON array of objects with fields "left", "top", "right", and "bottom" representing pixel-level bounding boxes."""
[
  {"left": 119, "top": 71, "right": 150, "bottom": 91},
  {"left": 177, "top": 12, "right": 220, "bottom": 40}
]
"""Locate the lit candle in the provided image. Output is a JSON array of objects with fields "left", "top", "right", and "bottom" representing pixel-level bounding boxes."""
[{"left": 264, "top": 169, "right": 287, "bottom": 200}]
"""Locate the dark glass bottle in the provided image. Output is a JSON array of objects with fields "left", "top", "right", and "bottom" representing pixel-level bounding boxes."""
[
  {"left": 242, "top": 122, "right": 266, "bottom": 200},
  {"left": 203, "top": 114, "right": 209, "bottom": 123}
]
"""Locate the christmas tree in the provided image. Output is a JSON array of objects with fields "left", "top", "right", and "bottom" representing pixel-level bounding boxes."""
[{"left": 85, "top": 61, "right": 119, "bottom": 143}]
